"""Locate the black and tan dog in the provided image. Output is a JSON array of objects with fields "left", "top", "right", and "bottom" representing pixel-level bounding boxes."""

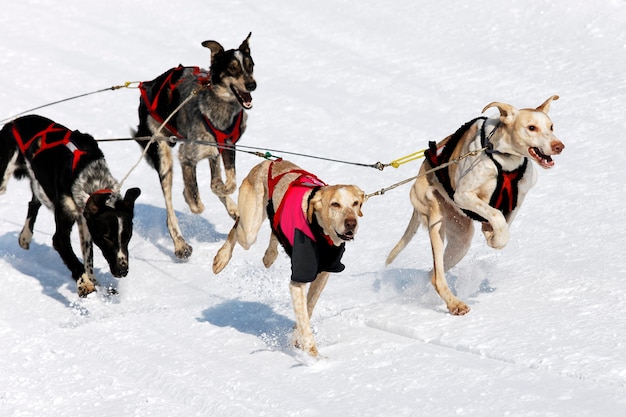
[
  {"left": 135, "top": 33, "right": 256, "bottom": 259},
  {"left": 386, "top": 96, "right": 564, "bottom": 315},
  {"left": 213, "top": 159, "right": 365, "bottom": 357},
  {"left": 0, "top": 115, "right": 141, "bottom": 297}
]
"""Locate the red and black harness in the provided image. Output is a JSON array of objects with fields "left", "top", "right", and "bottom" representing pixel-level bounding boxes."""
[
  {"left": 266, "top": 159, "right": 330, "bottom": 250},
  {"left": 424, "top": 117, "right": 528, "bottom": 222},
  {"left": 139, "top": 65, "right": 244, "bottom": 152},
  {"left": 12, "top": 121, "right": 87, "bottom": 173},
  {"left": 265, "top": 160, "right": 345, "bottom": 282}
]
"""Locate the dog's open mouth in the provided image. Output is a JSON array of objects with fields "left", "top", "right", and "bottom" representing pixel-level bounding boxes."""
[
  {"left": 337, "top": 231, "right": 355, "bottom": 241},
  {"left": 529, "top": 147, "right": 555, "bottom": 169},
  {"left": 231, "top": 86, "right": 253, "bottom": 109}
]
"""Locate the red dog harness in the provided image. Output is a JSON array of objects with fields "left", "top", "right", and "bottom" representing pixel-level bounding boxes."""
[
  {"left": 266, "top": 160, "right": 345, "bottom": 283},
  {"left": 267, "top": 160, "right": 327, "bottom": 247},
  {"left": 425, "top": 117, "right": 528, "bottom": 222},
  {"left": 139, "top": 65, "right": 244, "bottom": 152},
  {"left": 12, "top": 121, "right": 87, "bottom": 173}
]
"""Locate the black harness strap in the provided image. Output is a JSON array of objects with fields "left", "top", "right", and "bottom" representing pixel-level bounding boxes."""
[{"left": 424, "top": 117, "right": 528, "bottom": 222}]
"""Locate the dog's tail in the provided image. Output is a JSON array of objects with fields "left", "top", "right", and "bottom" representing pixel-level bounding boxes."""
[
  {"left": 0, "top": 121, "right": 26, "bottom": 193},
  {"left": 385, "top": 208, "right": 420, "bottom": 265}
]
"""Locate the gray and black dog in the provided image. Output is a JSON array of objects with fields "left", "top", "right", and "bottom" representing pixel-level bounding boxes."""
[
  {"left": 0, "top": 115, "right": 141, "bottom": 297},
  {"left": 135, "top": 33, "right": 256, "bottom": 259}
]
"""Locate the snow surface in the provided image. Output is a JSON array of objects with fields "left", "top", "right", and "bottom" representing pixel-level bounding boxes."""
[{"left": 1, "top": 0, "right": 626, "bottom": 416}]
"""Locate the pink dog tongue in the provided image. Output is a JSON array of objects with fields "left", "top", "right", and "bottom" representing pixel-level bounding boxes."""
[{"left": 239, "top": 91, "right": 253, "bottom": 109}]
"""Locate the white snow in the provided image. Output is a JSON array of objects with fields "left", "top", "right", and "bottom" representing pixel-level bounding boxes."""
[{"left": 1, "top": 0, "right": 625, "bottom": 416}]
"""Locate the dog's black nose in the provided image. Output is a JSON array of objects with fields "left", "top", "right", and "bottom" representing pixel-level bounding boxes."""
[
  {"left": 111, "top": 266, "right": 128, "bottom": 278},
  {"left": 245, "top": 81, "right": 257, "bottom": 92},
  {"left": 345, "top": 218, "right": 357, "bottom": 232},
  {"left": 112, "top": 258, "right": 129, "bottom": 278}
]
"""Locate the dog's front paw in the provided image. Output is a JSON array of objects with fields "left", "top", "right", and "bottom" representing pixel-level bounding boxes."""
[
  {"left": 212, "top": 252, "right": 229, "bottom": 274},
  {"left": 77, "top": 273, "right": 97, "bottom": 297},
  {"left": 488, "top": 231, "right": 509, "bottom": 249},
  {"left": 292, "top": 329, "right": 319, "bottom": 358},
  {"left": 18, "top": 228, "right": 33, "bottom": 250},
  {"left": 262, "top": 246, "right": 278, "bottom": 268},
  {"left": 211, "top": 180, "right": 236, "bottom": 196},
  {"left": 174, "top": 241, "right": 193, "bottom": 259},
  {"left": 448, "top": 300, "right": 471, "bottom": 316},
  {"left": 293, "top": 338, "right": 320, "bottom": 358},
  {"left": 483, "top": 223, "right": 509, "bottom": 249},
  {"left": 183, "top": 189, "right": 205, "bottom": 214}
]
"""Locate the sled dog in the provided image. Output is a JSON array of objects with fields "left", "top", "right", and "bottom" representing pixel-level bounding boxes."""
[
  {"left": 135, "top": 33, "right": 256, "bottom": 259},
  {"left": 213, "top": 159, "right": 365, "bottom": 357},
  {"left": 386, "top": 96, "right": 564, "bottom": 315},
  {"left": 0, "top": 115, "right": 141, "bottom": 297}
]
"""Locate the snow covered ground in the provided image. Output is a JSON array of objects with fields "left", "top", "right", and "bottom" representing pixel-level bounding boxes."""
[{"left": 1, "top": 0, "right": 625, "bottom": 415}]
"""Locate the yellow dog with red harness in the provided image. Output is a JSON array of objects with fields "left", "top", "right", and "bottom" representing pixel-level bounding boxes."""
[{"left": 213, "top": 158, "right": 364, "bottom": 357}]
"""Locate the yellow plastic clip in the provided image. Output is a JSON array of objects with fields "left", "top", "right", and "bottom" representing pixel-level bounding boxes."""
[{"left": 389, "top": 149, "right": 426, "bottom": 168}]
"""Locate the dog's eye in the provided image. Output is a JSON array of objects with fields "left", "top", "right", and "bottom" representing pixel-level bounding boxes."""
[
  {"left": 228, "top": 61, "right": 241, "bottom": 74},
  {"left": 331, "top": 202, "right": 341, "bottom": 208},
  {"left": 528, "top": 125, "right": 536, "bottom": 131}
]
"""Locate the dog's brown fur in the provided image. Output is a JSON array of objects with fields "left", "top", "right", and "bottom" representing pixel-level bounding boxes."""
[
  {"left": 386, "top": 96, "right": 564, "bottom": 315},
  {"left": 213, "top": 159, "right": 364, "bottom": 357}
]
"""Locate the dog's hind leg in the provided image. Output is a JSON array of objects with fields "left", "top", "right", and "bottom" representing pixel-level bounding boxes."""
[
  {"left": 212, "top": 218, "right": 239, "bottom": 274},
  {"left": 18, "top": 195, "right": 41, "bottom": 250},
  {"left": 179, "top": 142, "right": 211, "bottom": 215},
  {"left": 181, "top": 160, "right": 205, "bottom": 214},
  {"left": 158, "top": 144, "right": 193, "bottom": 259},
  {"left": 426, "top": 190, "right": 471, "bottom": 315},
  {"left": 136, "top": 117, "right": 193, "bottom": 259},
  {"left": 443, "top": 207, "right": 474, "bottom": 272},
  {"left": 213, "top": 172, "right": 265, "bottom": 274}
]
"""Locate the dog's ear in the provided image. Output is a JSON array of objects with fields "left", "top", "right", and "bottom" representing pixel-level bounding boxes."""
[
  {"left": 307, "top": 190, "right": 323, "bottom": 224},
  {"left": 122, "top": 187, "right": 141, "bottom": 208},
  {"left": 84, "top": 193, "right": 110, "bottom": 219},
  {"left": 201, "top": 40, "right": 225, "bottom": 62},
  {"left": 357, "top": 191, "right": 364, "bottom": 217},
  {"left": 482, "top": 101, "right": 518, "bottom": 125},
  {"left": 239, "top": 32, "right": 252, "bottom": 56},
  {"left": 350, "top": 186, "right": 365, "bottom": 217},
  {"left": 535, "top": 95, "right": 559, "bottom": 113}
]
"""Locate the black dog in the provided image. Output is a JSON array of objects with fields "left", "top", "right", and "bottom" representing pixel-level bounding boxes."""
[
  {"left": 135, "top": 33, "right": 256, "bottom": 259},
  {"left": 0, "top": 115, "right": 141, "bottom": 297}
]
